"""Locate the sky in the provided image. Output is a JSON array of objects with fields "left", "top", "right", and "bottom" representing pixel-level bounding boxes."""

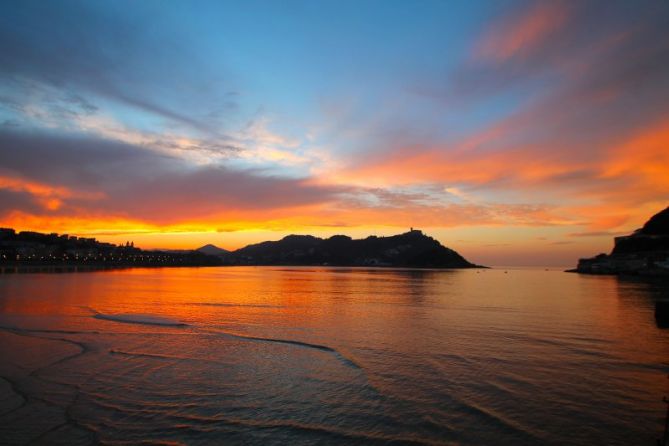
[{"left": 0, "top": 0, "right": 668, "bottom": 266}]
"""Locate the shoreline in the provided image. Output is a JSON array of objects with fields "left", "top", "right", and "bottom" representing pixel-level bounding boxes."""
[{"left": 0, "top": 262, "right": 487, "bottom": 274}]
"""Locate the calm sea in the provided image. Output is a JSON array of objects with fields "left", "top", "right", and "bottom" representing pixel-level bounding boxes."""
[{"left": 0, "top": 267, "right": 667, "bottom": 445}]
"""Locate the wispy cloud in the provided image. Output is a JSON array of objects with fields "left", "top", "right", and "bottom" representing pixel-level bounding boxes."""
[{"left": 475, "top": 1, "right": 570, "bottom": 62}]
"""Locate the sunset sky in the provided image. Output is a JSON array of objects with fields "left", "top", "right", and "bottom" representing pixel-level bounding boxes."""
[{"left": 0, "top": 0, "right": 668, "bottom": 266}]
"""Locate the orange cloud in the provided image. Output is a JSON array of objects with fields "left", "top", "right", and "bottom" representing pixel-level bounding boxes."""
[
  {"left": 332, "top": 142, "right": 577, "bottom": 190},
  {"left": 603, "top": 117, "right": 669, "bottom": 186},
  {"left": 0, "top": 175, "right": 72, "bottom": 199},
  {"left": 0, "top": 174, "right": 104, "bottom": 215},
  {"left": 0, "top": 174, "right": 103, "bottom": 199},
  {"left": 324, "top": 113, "right": 669, "bottom": 237}
]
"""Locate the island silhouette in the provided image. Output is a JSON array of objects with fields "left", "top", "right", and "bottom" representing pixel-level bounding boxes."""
[{"left": 0, "top": 228, "right": 482, "bottom": 270}]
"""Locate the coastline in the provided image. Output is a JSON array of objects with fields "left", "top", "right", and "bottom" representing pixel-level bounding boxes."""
[{"left": 0, "top": 262, "right": 486, "bottom": 275}]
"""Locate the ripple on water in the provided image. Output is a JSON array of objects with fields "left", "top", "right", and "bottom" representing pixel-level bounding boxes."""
[{"left": 93, "top": 313, "right": 188, "bottom": 327}]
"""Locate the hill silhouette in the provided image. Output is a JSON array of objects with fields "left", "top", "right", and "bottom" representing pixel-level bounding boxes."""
[
  {"left": 0, "top": 228, "right": 481, "bottom": 270},
  {"left": 570, "top": 206, "right": 669, "bottom": 276},
  {"left": 196, "top": 244, "right": 230, "bottom": 256},
  {"left": 227, "top": 229, "right": 481, "bottom": 268}
]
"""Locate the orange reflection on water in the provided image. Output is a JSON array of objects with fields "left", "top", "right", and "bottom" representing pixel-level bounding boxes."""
[{"left": 0, "top": 266, "right": 668, "bottom": 445}]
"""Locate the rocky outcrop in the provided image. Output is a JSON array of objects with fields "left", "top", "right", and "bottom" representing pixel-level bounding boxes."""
[{"left": 569, "top": 206, "right": 669, "bottom": 276}]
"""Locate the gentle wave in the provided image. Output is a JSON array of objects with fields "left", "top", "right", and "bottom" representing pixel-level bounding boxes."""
[
  {"left": 204, "top": 329, "right": 363, "bottom": 370},
  {"left": 0, "top": 325, "right": 100, "bottom": 336},
  {"left": 93, "top": 313, "right": 188, "bottom": 327},
  {"left": 109, "top": 349, "right": 190, "bottom": 361},
  {"left": 456, "top": 397, "right": 545, "bottom": 443}
]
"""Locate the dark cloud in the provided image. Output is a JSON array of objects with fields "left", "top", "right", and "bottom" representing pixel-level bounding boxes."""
[
  {"left": 0, "top": 129, "right": 343, "bottom": 224},
  {"left": 106, "top": 167, "right": 343, "bottom": 223},
  {"left": 0, "top": 189, "right": 45, "bottom": 217},
  {"left": 0, "top": 130, "right": 164, "bottom": 188}
]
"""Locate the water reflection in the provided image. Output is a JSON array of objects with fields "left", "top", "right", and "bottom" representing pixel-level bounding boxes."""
[
  {"left": 614, "top": 276, "right": 669, "bottom": 329},
  {"left": 0, "top": 267, "right": 667, "bottom": 445}
]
